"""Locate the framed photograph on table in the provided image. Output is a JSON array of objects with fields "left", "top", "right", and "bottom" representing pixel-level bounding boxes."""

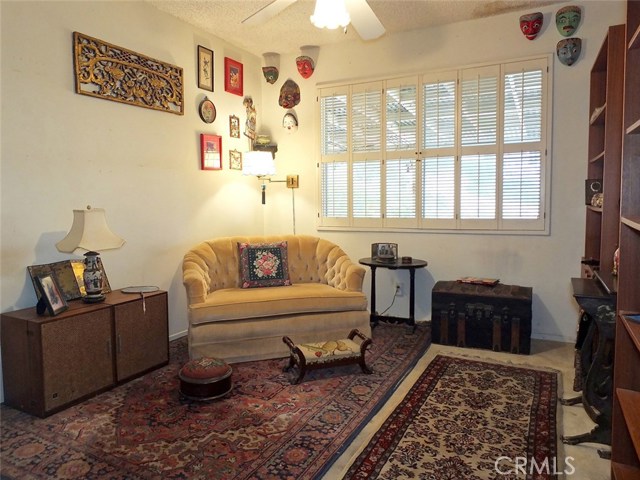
[
  {"left": 200, "top": 134, "right": 222, "bottom": 170},
  {"left": 371, "top": 243, "right": 398, "bottom": 263},
  {"left": 36, "top": 274, "right": 68, "bottom": 316},
  {"left": 197, "top": 45, "right": 214, "bottom": 92},
  {"left": 224, "top": 57, "right": 243, "bottom": 96}
]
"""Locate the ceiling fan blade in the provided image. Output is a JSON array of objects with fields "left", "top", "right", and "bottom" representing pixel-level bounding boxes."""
[
  {"left": 242, "top": 0, "right": 297, "bottom": 26},
  {"left": 344, "top": 0, "right": 385, "bottom": 40}
]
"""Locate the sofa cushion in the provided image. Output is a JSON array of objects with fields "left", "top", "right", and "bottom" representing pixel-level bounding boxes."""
[
  {"left": 189, "top": 283, "right": 367, "bottom": 325},
  {"left": 238, "top": 241, "right": 292, "bottom": 288}
]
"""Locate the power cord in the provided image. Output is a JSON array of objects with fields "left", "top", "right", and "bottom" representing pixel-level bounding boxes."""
[{"left": 378, "top": 289, "right": 399, "bottom": 316}]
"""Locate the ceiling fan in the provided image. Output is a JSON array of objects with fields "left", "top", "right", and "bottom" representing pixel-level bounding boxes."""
[{"left": 242, "top": 0, "right": 386, "bottom": 41}]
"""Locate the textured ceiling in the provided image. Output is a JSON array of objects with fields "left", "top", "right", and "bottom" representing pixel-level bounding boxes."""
[{"left": 147, "top": 0, "right": 562, "bottom": 57}]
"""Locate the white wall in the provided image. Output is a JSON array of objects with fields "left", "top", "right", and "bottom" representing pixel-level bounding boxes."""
[
  {"left": 0, "top": 1, "right": 626, "bottom": 404},
  {"left": 259, "top": 1, "right": 626, "bottom": 340}
]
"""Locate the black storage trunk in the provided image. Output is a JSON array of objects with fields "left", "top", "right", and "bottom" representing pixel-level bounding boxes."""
[{"left": 431, "top": 281, "right": 532, "bottom": 354}]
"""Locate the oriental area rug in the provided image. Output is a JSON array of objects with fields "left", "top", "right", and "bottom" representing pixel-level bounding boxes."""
[
  {"left": 0, "top": 323, "right": 430, "bottom": 480},
  {"left": 345, "top": 355, "right": 559, "bottom": 480}
]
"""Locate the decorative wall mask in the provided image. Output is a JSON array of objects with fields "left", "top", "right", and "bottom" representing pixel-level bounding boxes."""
[
  {"left": 557, "top": 37, "right": 582, "bottom": 66},
  {"left": 556, "top": 6, "right": 581, "bottom": 37},
  {"left": 243, "top": 96, "right": 256, "bottom": 140},
  {"left": 296, "top": 55, "right": 315, "bottom": 79},
  {"left": 519, "top": 12, "right": 543, "bottom": 40},
  {"left": 279, "top": 79, "right": 301, "bottom": 109},
  {"left": 283, "top": 112, "right": 298, "bottom": 133},
  {"left": 262, "top": 52, "right": 280, "bottom": 84},
  {"left": 262, "top": 66, "right": 279, "bottom": 84},
  {"left": 73, "top": 32, "right": 183, "bottom": 115}
]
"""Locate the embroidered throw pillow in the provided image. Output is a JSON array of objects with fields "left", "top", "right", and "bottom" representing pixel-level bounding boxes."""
[{"left": 238, "top": 241, "right": 292, "bottom": 288}]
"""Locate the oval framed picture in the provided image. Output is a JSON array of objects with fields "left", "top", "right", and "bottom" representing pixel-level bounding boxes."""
[{"left": 198, "top": 97, "right": 216, "bottom": 123}]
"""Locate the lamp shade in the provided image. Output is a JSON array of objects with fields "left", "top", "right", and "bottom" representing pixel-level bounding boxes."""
[
  {"left": 56, "top": 207, "right": 125, "bottom": 253},
  {"left": 242, "top": 151, "right": 276, "bottom": 177},
  {"left": 310, "top": 0, "right": 350, "bottom": 29}
]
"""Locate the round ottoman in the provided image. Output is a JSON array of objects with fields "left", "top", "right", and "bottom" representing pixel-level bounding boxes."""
[{"left": 179, "top": 357, "right": 233, "bottom": 401}]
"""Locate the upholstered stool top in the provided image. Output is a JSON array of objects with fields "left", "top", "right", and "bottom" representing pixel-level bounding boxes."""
[
  {"left": 297, "top": 339, "right": 362, "bottom": 365},
  {"left": 180, "top": 357, "right": 231, "bottom": 382}
]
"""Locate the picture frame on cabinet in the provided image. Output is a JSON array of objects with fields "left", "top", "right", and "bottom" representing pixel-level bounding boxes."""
[
  {"left": 229, "top": 149, "right": 242, "bottom": 170},
  {"left": 201, "top": 134, "right": 222, "bottom": 170},
  {"left": 197, "top": 45, "right": 214, "bottom": 92},
  {"left": 36, "top": 274, "right": 68, "bottom": 316},
  {"left": 224, "top": 57, "right": 243, "bottom": 96}
]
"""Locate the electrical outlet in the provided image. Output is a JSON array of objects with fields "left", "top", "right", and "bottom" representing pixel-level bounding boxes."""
[{"left": 394, "top": 282, "right": 404, "bottom": 296}]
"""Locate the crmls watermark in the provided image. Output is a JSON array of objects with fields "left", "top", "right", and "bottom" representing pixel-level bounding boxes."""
[{"left": 495, "top": 456, "right": 576, "bottom": 476}]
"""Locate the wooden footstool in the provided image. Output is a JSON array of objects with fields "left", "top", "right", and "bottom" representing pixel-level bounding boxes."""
[
  {"left": 282, "top": 329, "right": 373, "bottom": 384},
  {"left": 179, "top": 357, "right": 233, "bottom": 401}
]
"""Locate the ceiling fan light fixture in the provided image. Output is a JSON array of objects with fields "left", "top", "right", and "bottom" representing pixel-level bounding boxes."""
[{"left": 310, "top": 0, "right": 350, "bottom": 30}]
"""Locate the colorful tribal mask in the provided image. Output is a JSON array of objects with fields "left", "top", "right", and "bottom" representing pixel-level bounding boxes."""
[
  {"left": 279, "top": 79, "right": 301, "bottom": 109},
  {"left": 519, "top": 12, "right": 543, "bottom": 40},
  {"left": 262, "top": 66, "right": 279, "bottom": 84},
  {"left": 556, "top": 6, "right": 581, "bottom": 37},
  {"left": 557, "top": 37, "right": 581, "bottom": 66},
  {"left": 296, "top": 55, "right": 315, "bottom": 79}
]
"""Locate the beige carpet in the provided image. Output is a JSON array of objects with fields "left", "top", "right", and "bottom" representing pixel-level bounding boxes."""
[{"left": 322, "top": 327, "right": 610, "bottom": 480}]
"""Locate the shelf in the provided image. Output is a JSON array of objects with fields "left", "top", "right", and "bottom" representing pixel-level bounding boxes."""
[
  {"left": 622, "top": 314, "right": 640, "bottom": 352},
  {"left": 612, "top": 462, "right": 640, "bottom": 480},
  {"left": 590, "top": 150, "right": 605, "bottom": 163},
  {"left": 588, "top": 205, "right": 603, "bottom": 213},
  {"left": 590, "top": 103, "right": 607, "bottom": 125},
  {"left": 617, "top": 388, "right": 640, "bottom": 459},
  {"left": 630, "top": 23, "right": 640, "bottom": 50},
  {"left": 621, "top": 216, "right": 640, "bottom": 233},
  {"left": 627, "top": 118, "right": 640, "bottom": 135}
]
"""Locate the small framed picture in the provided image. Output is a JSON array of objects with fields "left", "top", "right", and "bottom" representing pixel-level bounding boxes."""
[
  {"left": 200, "top": 134, "right": 222, "bottom": 170},
  {"left": 36, "top": 274, "right": 68, "bottom": 316},
  {"left": 229, "top": 149, "right": 242, "bottom": 170},
  {"left": 229, "top": 115, "right": 240, "bottom": 138},
  {"left": 197, "top": 45, "right": 214, "bottom": 92},
  {"left": 371, "top": 243, "right": 398, "bottom": 262},
  {"left": 224, "top": 57, "right": 243, "bottom": 96}
]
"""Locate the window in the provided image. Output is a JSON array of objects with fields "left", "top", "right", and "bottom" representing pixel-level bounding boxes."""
[{"left": 318, "top": 56, "right": 550, "bottom": 233}]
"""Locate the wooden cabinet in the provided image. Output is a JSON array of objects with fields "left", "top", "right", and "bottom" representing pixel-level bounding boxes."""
[
  {"left": 611, "top": 1, "right": 640, "bottom": 477},
  {"left": 1, "top": 289, "right": 168, "bottom": 417},
  {"left": 583, "top": 24, "right": 625, "bottom": 292}
]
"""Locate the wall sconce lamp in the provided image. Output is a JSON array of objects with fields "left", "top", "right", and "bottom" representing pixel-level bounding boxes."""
[
  {"left": 242, "top": 151, "right": 299, "bottom": 205},
  {"left": 56, "top": 206, "right": 125, "bottom": 302}
]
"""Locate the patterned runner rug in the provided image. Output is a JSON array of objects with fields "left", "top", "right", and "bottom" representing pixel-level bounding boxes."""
[
  {"left": 1, "top": 324, "right": 429, "bottom": 480},
  {"left": 345, "top": 355, "right": 559, "bottom": 480}
]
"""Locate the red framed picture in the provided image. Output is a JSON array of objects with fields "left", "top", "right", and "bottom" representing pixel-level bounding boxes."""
[
  {"left": 200, "top": 134, "right": 222, "bottom": 170},
  {"left": 224, "top": 57, "right": 243, "bottom": 96}
]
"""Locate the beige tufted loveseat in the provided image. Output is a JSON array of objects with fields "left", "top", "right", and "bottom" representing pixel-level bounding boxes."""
[{"left": 182, "top": 235, "right": 371, "bottom": 363}]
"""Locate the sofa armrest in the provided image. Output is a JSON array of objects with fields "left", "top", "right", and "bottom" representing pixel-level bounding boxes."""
[
  {"left": 329, "top": 254, "right": 366, "bottom": 292},
  {"left": 183, "top": 258, "right": 209, "bottom": 305}
]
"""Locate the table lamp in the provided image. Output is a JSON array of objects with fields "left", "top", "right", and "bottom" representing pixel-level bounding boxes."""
[{"left": 56, "top": 206, "right": 125, "bottom": 302}]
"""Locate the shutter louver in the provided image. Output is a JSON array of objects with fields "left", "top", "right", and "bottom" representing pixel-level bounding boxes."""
[
  {"left": 352, "top": 89, "right": 382, "bottom": 152},
  {"left": 386, "top": 159, "right": 416, "bottom": 218},
  {"left": 353, "top": 160, "right": 381, "bottom": 218},
  {"left": 321, "top": 161, "right": 348, "bottom": 218},
  {"left": 503, "top": 151, "right": 541, "bottom": 219},
  {"left": 460, "top": 154, "right": 496, "bottom": 219},
  {"left": 504, "top": 69, "right": 542, "bottom": 144},
  {"left": 386, "top": 85, "right": 417, "bottom": 151},
  {"left": 461, "top": 73, "right": 497, "bottom": 146},
  {"left": 321, "top": 94, "right": 347, "bottom": 155},
  {"left": 422, "top": 156, "right": 455, "bottom": 219},
  {"left": 423, "top": 80, "right": 456, "bottom": 149}
]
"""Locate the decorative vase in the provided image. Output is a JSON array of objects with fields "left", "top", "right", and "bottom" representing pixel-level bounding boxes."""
[{"left": 83, "top": 251, "right": 104, "bottom": 299}]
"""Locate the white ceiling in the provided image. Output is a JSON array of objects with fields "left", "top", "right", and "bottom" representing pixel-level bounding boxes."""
[{"left": 147, "top": 0, "right": 562, "bottom": 57}]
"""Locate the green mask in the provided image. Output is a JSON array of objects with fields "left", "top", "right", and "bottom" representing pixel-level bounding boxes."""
[{"left": 556, "top": 6, "right": 581, "bottom": 37}]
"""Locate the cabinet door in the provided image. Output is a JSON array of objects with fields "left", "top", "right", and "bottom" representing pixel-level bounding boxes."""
[
  {"left": 40, "top": 309, "right": 114, "bottom": 412},
  {"left": 114, "top": 293, "right": 168, "bottom": 381}
]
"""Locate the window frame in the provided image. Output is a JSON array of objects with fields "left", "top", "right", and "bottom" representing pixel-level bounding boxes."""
[{"left": 316, "top": 55, "right": 552, "bottom": 235}]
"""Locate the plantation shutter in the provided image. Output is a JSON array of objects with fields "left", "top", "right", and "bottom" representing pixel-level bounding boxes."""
[
  {"left": 501, "top": 59, "right": 546, "bottom": 229},
  {"left": 459, "top": 66, "right": 499, "bottom": 229},
  {"left": 351, "top": 82, "right": 383, "bottom": 226},
  {"left": 421, "top": 73, "right": 457, "bottom": 227},
  {"left": 319, "top": 87, "right": 349, "bottom": 226}
]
